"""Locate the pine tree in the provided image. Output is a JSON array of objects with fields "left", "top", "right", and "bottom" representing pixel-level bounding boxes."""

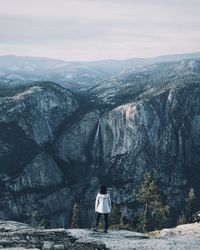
[
  {"left": 110, "top": 203, "right": 121, "bottom": 226},
  {"left": 177, "top": 211, "right": 187, "bottom": 225},
  {"left": 71, "top": 203, "right": 79, "bottom": 228},
  {"left": 31, "top": 210, "right": 40, "bottom": 228},
  {"left": 40, "top": 218, "right": 50, "bottom": 229},
  {"left": 185, "top": 188, "right": 196, "bottom": 223},
  {"left": 136, "top": 172, "right": 169, "bottom": 232}
]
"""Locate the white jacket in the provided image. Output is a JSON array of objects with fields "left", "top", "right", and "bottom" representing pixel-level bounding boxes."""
[{"left": 95, "top": 193, "right": 111, "bottom": 214}]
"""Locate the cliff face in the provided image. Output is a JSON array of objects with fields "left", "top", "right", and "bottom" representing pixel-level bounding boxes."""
[
  {"left": 55, "top": 111, "right": 100, "bottom": 163},
  {"left": 92, "top": 84, "right": 200, "bottom": 218},
  {"left": 0, "top": 83, "right": 81, "bottom": 227},
  {"left": 0, "top": 84, "right": 78, "bottom": 144},
  {"left": 0, "top": 59, "right": 200, "bottom": 228}
]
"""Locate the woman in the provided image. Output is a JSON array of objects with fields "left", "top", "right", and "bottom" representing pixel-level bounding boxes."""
[{"left": 94, "top": 184, "right": 111, "bottom": 233}]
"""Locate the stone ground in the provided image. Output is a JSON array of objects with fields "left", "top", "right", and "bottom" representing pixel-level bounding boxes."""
[
  {"left": 2, "top": 221, "right": 200, "bottom": 250},
  {"left": 0, "top": 220, "right": 107, "bottom": 250},
  {"left": 68, "top": 223, "right": 200, "bottom": 250}
]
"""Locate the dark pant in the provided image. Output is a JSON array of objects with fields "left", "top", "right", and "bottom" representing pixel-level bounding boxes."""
[{"left": 95, "top": 212, "right": 109, "bottom": 231}]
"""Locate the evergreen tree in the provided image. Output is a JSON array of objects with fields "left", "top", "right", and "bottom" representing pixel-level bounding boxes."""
[
  {"left": 71, "top": 203, "right": 79, "bottom": 228},
  {"left": 110, "top": 203, "right": 121, "bottom": 226},
  {"left": 40, "top": 218, "right": 50, "bottom": 229},
  {"left": 30, "top": 210, "right": 50, "bottom": 228},
  {"left": 30, "top": 210, "right": 40, "bottom": 228},
  {"left": 177, "top": 211, "right": 187, "bottom": 225},
  {"left": 136, "top": 172, "right": 169, "bottom": 232},
  {"left": 185, "top": 188, "right": 196, "bottom": 223}
]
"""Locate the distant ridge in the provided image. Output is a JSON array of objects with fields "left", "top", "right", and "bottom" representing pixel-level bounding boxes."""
[{"left": 1, "top": 51, "right": 200, "bottom": 63}]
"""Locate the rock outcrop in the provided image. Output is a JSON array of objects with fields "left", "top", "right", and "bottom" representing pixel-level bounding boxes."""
[
  {"left": 1, "top": 220, "right": 200, "bottom": 250},
  {"left": 0, "top": 220, "right": 107, "bottom": 250},
  {"left": 0, "top": 83, "right": 78, "bottom": 144},
  {"left": 69, "top": 223, "right": 200, "bottom": 250}
]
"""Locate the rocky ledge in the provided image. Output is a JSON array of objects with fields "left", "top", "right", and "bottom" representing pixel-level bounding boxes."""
[
  {"left": 0, "top": 220, "right": 107, "bottom": 250},
  {"left": 1, "top": 221, "right": 200, "bottom": 250},
  {"left": 69, "top": 223, "right": 200, "bottom": 250}
]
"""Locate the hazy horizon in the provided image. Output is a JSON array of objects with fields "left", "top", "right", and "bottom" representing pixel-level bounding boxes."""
[
  {"left": 1, "top": 51, "right": 200, "bottom": 63},
  {"left": 1, "top": 0, "right": 200, "bottom": 61}
]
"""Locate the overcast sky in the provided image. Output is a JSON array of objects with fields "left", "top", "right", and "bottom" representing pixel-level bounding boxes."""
[{"left": 0, "top": 0, "right": 200, "bottom": 61}]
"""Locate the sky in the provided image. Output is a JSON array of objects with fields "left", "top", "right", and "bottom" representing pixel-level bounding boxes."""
[{"left": 0, "top": 0, "right": 200, "bottom": 61}]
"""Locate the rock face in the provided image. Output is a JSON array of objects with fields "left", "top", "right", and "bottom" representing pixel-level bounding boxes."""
[
  {"left": 9, "top": 153, "right": 63, "bottom": 192},
  {"left": 0, "top": 83, "right": 82, "bottom": 227},
  {"left": 0, "top": 220, "right": 107, "bottom": 250},
  {"left": 93, "top": 83, "right": 200, "bottom": 216},
  {"left": 55, "top": 111, "right": 100, "bottom": 163},
  {"left": 0, "top": 58, "right": 200, "bottom": 228},
  {"left": 0, "top": 83, "right": 78, "bottom": 144}
]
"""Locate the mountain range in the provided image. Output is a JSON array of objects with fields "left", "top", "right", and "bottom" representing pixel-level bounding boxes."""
[{"left": 0, "top": 52, "right": 200, "bottom": 227}]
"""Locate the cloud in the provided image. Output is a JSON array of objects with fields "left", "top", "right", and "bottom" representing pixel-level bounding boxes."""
[{"left": 0, "top": 0, "right": 200, "bottom": 60}]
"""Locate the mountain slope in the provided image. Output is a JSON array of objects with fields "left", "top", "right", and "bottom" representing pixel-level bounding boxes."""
[
  {"left": 1, "top": 52, "right": 200, "bottom": 92},
  {"left": 91, "top": 82, "right": 200, "bottom": 217},
  {"left": 0, "top": 83, "right": 84, "bottom": 226},
  {"left": 0, "top": 82, "right": 79, "bottom": 144},
  {"left": 90, "top": 59, "right": 200, "bottom": 106},
  {"left": 0, "top": 58, "right": 200, "bottom": 228}
]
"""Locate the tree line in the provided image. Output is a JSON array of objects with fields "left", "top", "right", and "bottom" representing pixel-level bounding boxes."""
[
  {"left": 29, "top": 171, "right": 198, "bottom": 232},
  {"left": 70, "top": 171, "right": 197, "bottom": 233}
]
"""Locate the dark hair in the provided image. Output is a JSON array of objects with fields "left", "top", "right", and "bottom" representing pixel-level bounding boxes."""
[{"left": 99, "top": 184, "right": 107, "bottom": 194}]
